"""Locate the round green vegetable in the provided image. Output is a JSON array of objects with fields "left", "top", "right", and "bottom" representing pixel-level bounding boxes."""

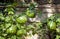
[
  {"left": 17, "top": 29, "right": 26, "bottom": 36},
  {"left": 16, "top": 16, "right": 27, "bottom": 24},
  {"left": 47, "top": 21, "right": 56, "bottom": 30},
  {"left": 6, "top": 25, "right": 17, "bottom": 34},
  {"left": 26, "top": 8, "right": 35, "bottom": 18},
  {"left": 5, "top": 16, "right": 11, "bottom": 22},
  {"left": 5, "top": 23, "right": 11, "bottom": 29},
  {"left": 8, "top": 11, "right": 14, "bottom": 15}
]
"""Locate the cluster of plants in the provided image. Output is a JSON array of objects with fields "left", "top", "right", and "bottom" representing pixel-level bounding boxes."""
[
  {"left": 0, "top": 3, "right": 44, "bottom": 39},
  {"left": 0, "top": 1, "right": 60, "bottom": 39},
  {"left": 47, "top": 14, "right": 60, "bottom": 39}
]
